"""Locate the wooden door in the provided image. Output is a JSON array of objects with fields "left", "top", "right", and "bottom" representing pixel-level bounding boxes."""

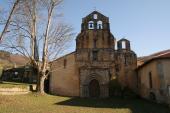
[{"left": 89, "top": 79, "right": 100, "bottom": 97}]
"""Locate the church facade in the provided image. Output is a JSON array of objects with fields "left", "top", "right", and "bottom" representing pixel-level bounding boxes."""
[{"left": 50, "top": 11, "right": 137, "bottom": 98}]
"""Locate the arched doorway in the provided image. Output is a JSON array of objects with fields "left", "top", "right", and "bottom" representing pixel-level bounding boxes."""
[{"left": 89, "top": 79, "right": 100, "bottom": 97}]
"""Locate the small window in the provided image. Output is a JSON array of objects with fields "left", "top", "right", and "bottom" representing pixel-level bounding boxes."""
[
  {"left": 93, "top": 39, "right": 97, "bottom": 48},
  {"left": 63, "top": 59, "right": 67, "bottom": 68},
  {"left": 168, "top": 86, "right": 170, "bottom": 96},
  {"left": 115, "top": 64, "right": 119, "bottom": 72},
  {"left": 124, "top": 56, "right": 127, "bottom": 65},
  {"left": 122, "top": 41, "right": 126, "bottom": 49},
  {"left": 97, "top": 21, "right": 103, "bottom": 29},
  {"left": 136, "top": 74, "right": 139, "bottom": 88},
  {"left": 88, "top": 21, "right": 94, "bottom": 29},
  {"left": 93, "top": 14, "right": 98, "bottom": 19},
  {"left": 149, "top": 72, "right": 153, "bottom": 89},
  {"left": 93, "top": 51, "right": 98, "bottom": 61}
]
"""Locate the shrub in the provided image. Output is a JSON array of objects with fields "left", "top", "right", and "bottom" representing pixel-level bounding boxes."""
[{"left": 109, "top": 79, "right": 122, "bottom": 97}]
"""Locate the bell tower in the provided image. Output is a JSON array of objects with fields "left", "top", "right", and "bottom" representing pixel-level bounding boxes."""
[
  {"left": 81, "top": 11, "right": 110, "bottom": 31},
  {"left": 76, "top": 11, "right": 116, "bottom": 98},
  {"left": 76, "top": 11, "right": 115, "bottom": 50}
]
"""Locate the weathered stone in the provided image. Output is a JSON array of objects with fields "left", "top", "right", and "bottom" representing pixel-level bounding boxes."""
[
  {"left": 50, "top": 11, "right": 137, "bottom": 98},
  {"left": 138, "top": 58, "right": 170, "bottom": 104}
]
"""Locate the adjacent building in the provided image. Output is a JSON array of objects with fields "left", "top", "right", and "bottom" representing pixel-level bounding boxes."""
[
  {"left": 137, "top": 51, "right": 170, "bottom": 104},
  {"left": 0, "top": 52, "right": 36, "bottom": 83}
]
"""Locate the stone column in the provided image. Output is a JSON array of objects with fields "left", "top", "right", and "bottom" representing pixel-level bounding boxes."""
[{"left": 80, "top": 85, "right": 89, "bottom": 98}]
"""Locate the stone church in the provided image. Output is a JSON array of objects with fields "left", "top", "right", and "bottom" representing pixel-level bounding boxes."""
[{"left": 50, "top": 11, "right": 137, "bottom": 98}]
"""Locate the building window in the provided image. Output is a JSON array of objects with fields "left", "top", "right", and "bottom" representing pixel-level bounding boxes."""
[
  {"left": 115, "top": 64, "right": 120, "bottom": 72},
  {"left": 149, "top": 72, "right": 153, "bottom": 89},
  {"left": 122, "top": 41, "right": 126, "bottom": 49},
  {"left": 168, "top": 86, "right": 170, "bottom": 96},
  {"left": 88, "top": 21, "right": 94, "bottom": 29},
  {"left": 157, "top": 61, "right": 164, "bottom": 78},
  {"left": 124, "top": 56, "right": 127, "bottom": 66},
  {"left": 93, "top": 39, "right": 97, "bottom": 48},
  {"left": 97, "top": 21, "right": 103, "bottom": 29},
  {"left": 136, "top": 74, "right": 139, "bottom": 88},
  {"left": 63, "top": 59, "right": 67, "bottom": 68},
  {"left": 93, "top": 51, "right": 98, "bottom": 61},
  {"left": 93, "top": 14, "right": 98, "bottom": 19}
]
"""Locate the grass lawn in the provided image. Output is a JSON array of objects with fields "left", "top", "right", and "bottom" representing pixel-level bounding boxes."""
[
  {"left": 0, "top": 93, "right": 169, "bottom": 113},
  {"left": 0, "top": 81, "right": 30, "bottom": 89}
]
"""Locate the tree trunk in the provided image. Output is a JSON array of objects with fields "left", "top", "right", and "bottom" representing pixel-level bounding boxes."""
[
  {"left": 0, "top": 74, "right": 2, "bottom": 83},
  {"left": 37, "top": 1, "right": 55, "bottom": 94},
  {"left": 37, "top": 73, "right": 46, "bottom": 94}
]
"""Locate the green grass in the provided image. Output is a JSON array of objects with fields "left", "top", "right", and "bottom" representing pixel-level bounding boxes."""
[
  {"left": 0, "top": 93, "right": 169, "bottom": 113},
  {"left": 0, "top": 81, "right": 30, "bottom": 89}
]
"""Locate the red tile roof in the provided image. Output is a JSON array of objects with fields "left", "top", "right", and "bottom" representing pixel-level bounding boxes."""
[{"left": 137, "top": 49, "right": 170, "bottom": 68}]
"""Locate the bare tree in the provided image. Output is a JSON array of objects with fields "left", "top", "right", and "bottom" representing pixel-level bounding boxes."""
[
  {"left": 0, "top": 0, "right": 20, "bottom": 41},
  {"left": 0, "top": 0, "right": 74, "bottom": 94}
]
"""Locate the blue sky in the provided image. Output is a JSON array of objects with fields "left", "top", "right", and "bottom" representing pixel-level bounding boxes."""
[{"left": 1, "top": 0, "right": 170, "bottom": 57}]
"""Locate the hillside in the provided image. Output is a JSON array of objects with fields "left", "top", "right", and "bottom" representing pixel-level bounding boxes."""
[{"left": 0, "top": 51, "right": 29, "bottom": 69}]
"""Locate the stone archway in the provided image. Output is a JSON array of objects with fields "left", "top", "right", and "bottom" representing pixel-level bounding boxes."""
[
  {"left": 89, "top": 79, "right": 100, "bottom": 97},
  {"left": 80, "top": 69, "right": 110, "bottom": 98}
]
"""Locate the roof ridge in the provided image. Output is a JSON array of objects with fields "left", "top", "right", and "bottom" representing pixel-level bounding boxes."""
[{"left": 153, "top": 51, "right": 170, "bottom": 58}]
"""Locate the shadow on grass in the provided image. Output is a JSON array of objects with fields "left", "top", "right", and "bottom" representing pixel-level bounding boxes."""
[{"left": 56, "top": 97, "right": 170, "bottom": 113}]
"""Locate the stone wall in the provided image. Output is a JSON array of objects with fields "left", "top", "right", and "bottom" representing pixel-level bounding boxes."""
[
  {"left": 50, "top": 53, "right": 79, "bottom": 96},
  {"left": 0, "top": 87, "right": 30, "bottom": 95},
  {"left": 50, "top": 11, "right": 137, "bottom": 98},
  {"left": 160, "top": 59, "right": 170, "bottom": 104},
  {"left": 138, "top": 59, "right": 170, "bottom": 104},
  {"left": 115, "top": 50, "right": 137, "bottom": 91}
]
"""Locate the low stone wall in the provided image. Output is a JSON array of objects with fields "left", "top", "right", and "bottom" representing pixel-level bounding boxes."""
[{"left": 0, "top": 87, "right": 30, "bottom": 95}]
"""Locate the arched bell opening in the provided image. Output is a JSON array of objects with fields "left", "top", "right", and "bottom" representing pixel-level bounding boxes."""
[
  {"left": 97, "top": 21, "right": 103, "bottom": 29},
  {"left": 88, "top": 21, "right": 94, "bottom": 29}
]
